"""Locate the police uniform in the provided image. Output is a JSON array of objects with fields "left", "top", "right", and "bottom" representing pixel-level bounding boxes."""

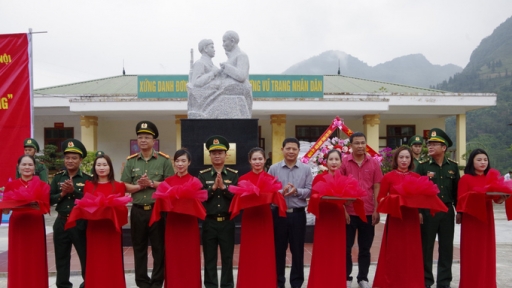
[
  {"left": 16, "top": 138, "right": 49, "bottom": 182},
  {"left": 408, "top": 134, "right": 424, "bottom": 169},
  {"left": 415, "top": 128, "right": 460, "bottom": 288},
  {"left": 120, "top": 121, "right": 174, "bottom": 288},
  {"left": 198, "top": 136, "right": 238, "bottom": 288},
  {"left": 49, "top": 139, "right": 91, "bottom": 288}
]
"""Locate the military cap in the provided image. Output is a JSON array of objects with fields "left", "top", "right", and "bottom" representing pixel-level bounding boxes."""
[
  {"left": 205, "top": 135, "right": 229, "bottom": 151},
  {"left": 427, "top": 128, "right": 453, "bottom": 147},
  {"left": 408, "top": 135, "right": 423, "bottom": 147},
  {"left": 24, "top": 138, "right": 40, "bottom": 152},
  {"left": 136, "top": 121, "right": 159, "bottom": 139},
  {"left": 95, "top": 151, "right": 105, "bottom": 157},
  {"left": 61, "top": 139, "right": 87, "bottom": 158}
]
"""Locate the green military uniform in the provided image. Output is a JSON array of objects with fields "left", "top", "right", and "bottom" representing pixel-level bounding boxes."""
[
  {"left": 121, "top": 150, "right": 174, "bottom": 205},
  {"left": 49, "top": 139, "right": 91, "bottom": 288},
  {"left": 16, "top": 138, "right": 49, "bottom": 182},
  {"left": 199, "top": 135, "right": 239, "bottom": 288},
  {"left": 120, "top": 120, "right": 174, "bottom": 288},
  {"left": 408, "top": 134, "right": 424, "bottom": 170},
  {"left": 415, "top": 128, "right": 460, "bottom": 288}
]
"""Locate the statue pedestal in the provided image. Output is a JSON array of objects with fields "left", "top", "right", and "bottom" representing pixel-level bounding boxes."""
[{"left": 180, "top": 119, "right": 258, "bottom": 176}]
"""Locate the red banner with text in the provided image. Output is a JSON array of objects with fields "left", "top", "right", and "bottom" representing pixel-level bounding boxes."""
[{"left": 0, "top": 33, "right": 32, "bottom": 187}]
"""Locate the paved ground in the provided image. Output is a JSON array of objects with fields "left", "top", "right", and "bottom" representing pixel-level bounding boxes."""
[{"left": 0, "top": 204, "right": 511, "bottom": 287}]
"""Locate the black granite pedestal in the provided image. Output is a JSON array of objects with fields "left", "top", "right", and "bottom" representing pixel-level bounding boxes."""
[{"left": 180, "top": 119, "right": 259, "bottom": 177}]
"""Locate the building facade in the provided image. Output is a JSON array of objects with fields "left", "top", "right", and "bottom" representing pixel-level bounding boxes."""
[{"left": 34, "top": 74, "right": 496, "bottom": 177}]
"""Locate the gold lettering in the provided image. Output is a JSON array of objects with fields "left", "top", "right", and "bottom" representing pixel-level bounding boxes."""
[
  {"left": 310, "top": 79, "right": 323, "bottom": 91},
  {"left": 0, "top": 53, "right": 11, "bottom": 64},
  {"left": 262, "top": 79, "right": 271, "bottom": 91},
  {"left": 1, "top": 97, "right": 8, "bottom": 109},
  {"left": 140, "top": 79, "right": 156, "bottom": 92},
  {"left": 176, "top": 80, "right": 187, "bottom": 92},
  {"left": 250, "top": 80, "right": 261, "bottom": 92},
  {"left": 157, "top": 81, "right": 175, "bottom": 92}
]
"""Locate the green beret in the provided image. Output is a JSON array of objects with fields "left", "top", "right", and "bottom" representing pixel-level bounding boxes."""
[
  {"left": 136, "top": 121, "right": 159, "bottom": 139},
  {"left": 408, "top": 135, "right": 423, "bottom": 146},
  {"left": 24, "top": 138, "right": 40, "bottom": 152},
  {"left": 95, "top": 151, "right": 105, "bottom": 157},
  {"left": 427, "top": 128, "right": 453, "bottom": 147},
  {"left": 206, "top": 135, "right": 229, "bottom": 151},
  {"left": 61, "top": 139, "right": 87, "bottom": 158}
]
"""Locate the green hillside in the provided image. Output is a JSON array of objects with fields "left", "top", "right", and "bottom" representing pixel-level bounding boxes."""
[{"left": 436, "top": 16, "right": 512, "bottom": 173}]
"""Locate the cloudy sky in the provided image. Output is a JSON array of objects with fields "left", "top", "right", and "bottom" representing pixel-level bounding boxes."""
[{"left": 2, "top": 0, "right": 512, "bottom": 88}]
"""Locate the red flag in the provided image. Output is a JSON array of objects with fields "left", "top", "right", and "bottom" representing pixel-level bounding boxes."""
[{"left": 0, "top": 33, "right": 32, "bottom": 186}]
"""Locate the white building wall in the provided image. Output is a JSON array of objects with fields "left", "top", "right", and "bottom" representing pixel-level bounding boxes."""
[{"left": 97, "top": 116, "right": 177, "bottom": 179}]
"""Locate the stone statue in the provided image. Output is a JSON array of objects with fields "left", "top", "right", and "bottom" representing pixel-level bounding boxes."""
[
  {"left": 189, "top": 39, "right": 221, "bottom": 88},
  {"left": 187, "top": 31, "right": 253, "bottom": 119}
]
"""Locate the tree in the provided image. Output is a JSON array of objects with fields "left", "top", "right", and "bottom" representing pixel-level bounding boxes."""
[{"left": 36, "top": 144, "right": 63, "bottom": 171}]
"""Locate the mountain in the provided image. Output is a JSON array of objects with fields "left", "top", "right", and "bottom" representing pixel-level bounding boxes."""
[
  {"left": 439, "top": 16, "right": 512, "bottom": 173},
  {"left": 283, "top": 50, "right": 462, "bottom": 88}
]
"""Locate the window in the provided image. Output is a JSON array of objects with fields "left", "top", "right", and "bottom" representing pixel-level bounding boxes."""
[
  {"left": 385, "top": 125, "right": 415, "bottom": 149},
  {"left": 296, "top": 125, "right": 329, "bottom": 142},
  {"left": 44, "top": 127, "right": 74, "bottom": 152}
]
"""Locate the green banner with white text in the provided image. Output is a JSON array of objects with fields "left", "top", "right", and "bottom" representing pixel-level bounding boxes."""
[{"left": 137, "top": 75, "right": 323, "bottom": 99}]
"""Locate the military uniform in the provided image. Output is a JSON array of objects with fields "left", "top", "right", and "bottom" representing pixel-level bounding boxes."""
[
  {"left": 415, "top": 128, "right": 460, "bottom": 288},
  {"left": 199, "top": 135, "right": 238, "bottom": 288},
  {"left": 16, "top": 138, "right": 49, "bottom": 182},
  {"left": 49, "top": 139, "right": 91, "bottom": 288},
  {"left": 408, "top": 134, "right": 425, "bottom": 170},
  {"left": 120, "top": 121, "right": 174, "bottom": 288}
]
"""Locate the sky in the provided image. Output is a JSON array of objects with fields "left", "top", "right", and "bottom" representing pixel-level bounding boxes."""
[{"left": 2, "top": 0, "right": 512, "bottom": 89}]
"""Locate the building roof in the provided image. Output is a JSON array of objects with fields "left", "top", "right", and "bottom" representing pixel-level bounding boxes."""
[
  {"left": 35, "top": 75, "right": 137, "bottom": 96},
  {"left": 323, "top": 75, "right": 445, "bottom": 94},
  {"left": 35, "top": 74, "right": 446, "bottom": 96}
]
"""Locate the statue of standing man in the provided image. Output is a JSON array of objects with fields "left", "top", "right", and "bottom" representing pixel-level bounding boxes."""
[{"left": 187, "top": 31, "right": 253, "bottom": 119}]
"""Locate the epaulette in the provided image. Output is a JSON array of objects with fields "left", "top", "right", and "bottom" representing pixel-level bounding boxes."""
[
  {"left": 226, "top": 167, "right": 238, "bottom": 173},
  {"left": 126, "top": 153, "right": 138, "bottom": 160},
  {"left": 158, "top": 151, "right": 170, "bottom": 159},
  {"left": 55, "top": 170, "right": 65, "bottom": 175},
  {"left": 419, "top": 159, "right": 429, "bottom": 164},
  {"left": 200, "top": 168, "right": 212, "bottom": 174},
  {"left": 448, "top": 158, "right": 458, "bottom": 164}
]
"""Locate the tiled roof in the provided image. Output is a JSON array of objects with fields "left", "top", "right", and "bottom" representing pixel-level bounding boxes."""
[{"left": 34, "top": 74, "right": 446, "bottom": 96}]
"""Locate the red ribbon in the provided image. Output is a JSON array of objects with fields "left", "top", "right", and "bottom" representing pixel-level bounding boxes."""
[
  {"left": 228, "top": 173, "right": 286, "bottom": 219},
  {"left": 0, "top": 176, "right": 50, "bottom": 214},
  {"left": 150, "top": 178, "right": 207, "bottom": 225},
  {"left": 308, "top": 170, "right": 368, "bottom": 222},
  {"left": 65, "top": 193, "right": 132, "bottom": 232}
]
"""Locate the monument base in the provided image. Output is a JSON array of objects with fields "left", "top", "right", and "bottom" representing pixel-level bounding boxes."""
[{"left": 181, "top": 118, "right": 259, "bottom": 176}]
